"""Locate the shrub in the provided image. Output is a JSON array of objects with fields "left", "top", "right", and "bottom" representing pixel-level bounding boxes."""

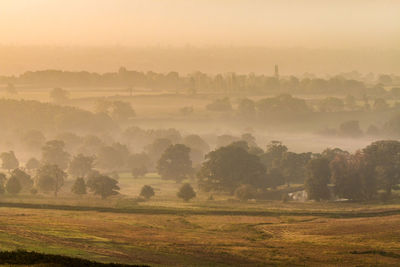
[
  {"left": 139, "top": 185, "right": 155, "bottom": 200},
  {"left": 177, "top": 183, "right": 196, "bottom": 201}
]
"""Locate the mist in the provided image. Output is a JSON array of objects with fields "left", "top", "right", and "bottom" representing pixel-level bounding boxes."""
[{"left": 1, "top": 1, "right": 400, "bottom": 266}]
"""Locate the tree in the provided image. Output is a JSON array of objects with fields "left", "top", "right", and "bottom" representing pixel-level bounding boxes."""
[
  {"left": 281, "top": 152, "right": 311, "bottom": 186},
  {"left": 329, "top": 152, "right": 376, "bottom": 201},
  {"left": 68, "top": 154, "right": 95, "bottom": 178},
  {"left": 55, "top": 132, "right": 82, "bottom": 152},
  {"left": 241, "top": 133, "right": 257, "bottom": 148},
  {"left": 363, "top": 140, "right": 400, "bottom": 196},
  {"left": 110, "top": 101, "right": 136, "bottom": 122},
  {"left": 256, "top": 94, "right": 310, "bottom": 116},
  {"left": 0, "top": 151, "right": 19, "bottom": 172},
  {"left": 36, "top": 164, "right": 67, "bottom": 197},
  {"left": 25, "top": 158, "right": 40, "bottom": 171},
  {"left": 71, "top": 177, "right": 87, "bottom": 195},
  {"left": 321, "top": 147, "right": 349, "bottom": 161},
  {"left": 6, "top": 176, "right": 22, "bottom": 195},
  {"left": 305, "top": 158, "right": 331, "bottom": 201},
  {"left": 177, "top": 183, "right": 196, "bottom": 201},
  {"left": 10, "top": 168, "right": 33, "bottom": 191},
  {"left": 197, "top": 144, "right": 267, "bottom": 193},
  {"left": 157, "top": 144, "right": 193, "bottom": 182},
  {"left": 259, "top": 141, "right": 289, "bottom": 188},
  {"left": 87, "top": 174, "right": 119, "bottom": 199},
  {"left": 0, "top": 173, "right": 6, "bottom": 195},
  {"left": 41, "top": 140, "right": 70, "bottom": 170},
  {"left": 330, "top": 154, "right": 361, "bottom": 200},
  {"left": 140, "top": 185, "right": 155, "bottom": 200},
  {"left": 50, "top": 88, "right": 69, "bottom": 103}
]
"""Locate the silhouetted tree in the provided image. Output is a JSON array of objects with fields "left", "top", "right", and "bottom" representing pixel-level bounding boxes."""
[
  {"left": 0, "top": 151, "right": 19, "bottom": 172},
  {"left": 41, "top": 140, "right": 70, "bottom": 170},
  {"left": 363, "top": 140, "right": 400, "bottom": 196},
  {"left": 177, "top": 183, "right": 196, "bottom": 201},
  {"left": 6, "top": 176, "right": 21, "bottom": 195},
  {"left": 68, "top": 154, "right": 95, "bottom": 178},
  {"left": 197, "top": 144, "right": 267, "bottom": 192},
  {"left": 10, "top": 168, "right": 33, "bottom": 191},
  {"left": 0, "top": 173, "right": 6, "bottom": 195},
  {"left": 157, "top": 144, "right": 193, "bottom": 182},
  {"left": 36, "top": 164, "right": 67, "bottom": 197},
  {"left": 87, "top": 174, "right": 119, "bottom": 199},
  {"left": 25, "top": 158, "right": 40, "bottom": 171},
  {"left": 305, "top": 158, "right": 331, "bottom": 201},
  {"left": 140, "top": 185, "right": 155, "bottom": 200},
  {"left": 71, "top": 177, "right": 87, "bottom": 195},
  {"left": 110, "top": 101, "right": 136, "bottom": 121}
]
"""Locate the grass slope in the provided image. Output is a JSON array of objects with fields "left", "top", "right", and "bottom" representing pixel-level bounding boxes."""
[{"left": 1, "top": 207, "right": 400, "bottom": 266}]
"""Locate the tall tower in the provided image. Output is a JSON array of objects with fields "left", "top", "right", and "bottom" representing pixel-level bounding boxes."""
[{"left": 274, "top": 64, "right": 279, "bottom": 80}]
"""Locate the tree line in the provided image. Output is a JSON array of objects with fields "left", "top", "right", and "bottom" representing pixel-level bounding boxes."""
[
  {"left": 2, "top": 68, "right": 399, "bottom": 96},
  {"left": 1, "top": 132, "right": 399, "bottom": 203}
]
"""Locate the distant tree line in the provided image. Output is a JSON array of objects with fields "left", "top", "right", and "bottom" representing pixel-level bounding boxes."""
[
  {"left": 2, "top": 68, "right": 398, "bottom": 96},
  {"left": 197, "top": 140, "right": 400, "bottom": 202}
]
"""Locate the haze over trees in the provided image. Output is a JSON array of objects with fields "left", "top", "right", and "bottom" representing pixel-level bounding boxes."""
[
  {"left": 1, "top": 1, "right": 400, "bottom": 265},
  {"left": 157, "top": 144, "right": 193, "bottom": 182},
  {"left": 35, "top": 164, "right": 67, "bottom": 197},
  {"left": 87, "top": 174, "right": 120, "bottom": 199}
]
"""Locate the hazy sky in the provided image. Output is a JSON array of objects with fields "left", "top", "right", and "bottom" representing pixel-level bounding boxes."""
[{"left": 0, "top": 0, "right": 399, "bottom": 48}]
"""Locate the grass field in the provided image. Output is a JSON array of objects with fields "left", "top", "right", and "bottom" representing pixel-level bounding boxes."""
[
  {"left": 1, "top": 205, "right": 400, "bottom": 266},
  {"left": 1, "top": 173, "right": 400, "bottom": 266}
]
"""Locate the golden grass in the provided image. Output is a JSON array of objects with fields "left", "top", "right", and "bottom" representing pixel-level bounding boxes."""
[{"left": 0, "top": 207, "right": 399, "bottom": 266}]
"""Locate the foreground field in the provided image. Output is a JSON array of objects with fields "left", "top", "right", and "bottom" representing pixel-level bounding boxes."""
[{"left": 0, "top": 206, "right": 400, "bottom": 266}]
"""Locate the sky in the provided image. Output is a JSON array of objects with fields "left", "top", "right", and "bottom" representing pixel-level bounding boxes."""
[{"left": 0, "top": 0, "right": 399, "bottom": 48}]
